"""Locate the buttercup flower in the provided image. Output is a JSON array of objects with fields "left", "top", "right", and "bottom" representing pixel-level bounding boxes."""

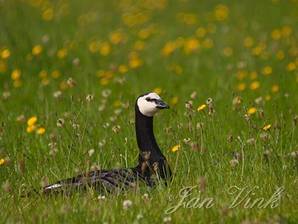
[
  {"left": 171, "top": 144, "right": 180, "bottom": 153},
  {"left": 27, "top": 116, "right": 37, "bottom": 126},
  {"left": 262, "top": 66, "right": 272, "bottom": 76},
  {"left": 153, "top": 87, "right": 162, "bottom": 95},
  {"left": 247, "top": 107, "right": 257, "bottom": 115},
  {"left": 197, "top": 104, "right": 207, "bottom": 112},
  {"left": 36, "top": 127, "right": 46, "bottom": 135},
  {"left": 263, "top": 124, "right": 271, "bottom": 131},
  {"left": 123, "top": 199, "right": 133, "bottom": 210},
  {"left": 250, "top": 81, "right": 260, "bottom": 90},
  {"left": 214, "top": 4, "right": 229, "bottom": 21},
  {"left": 0, "top": 158, "right": 5, "bottom": 166},
  {"left": 11, "top": 69, "right": 21, "bottom": 80},
  {"left": 1, "top": 48, "right": 10, "bottom": 59},
  {"left": 32, "top": 45, "right": 43, "bottom": 56},
  {"left": 170, "top": 96, "right": 179, "bottom": 106},
  {"left": 26, "top": 125, "right": 36, "bottom": 133}
]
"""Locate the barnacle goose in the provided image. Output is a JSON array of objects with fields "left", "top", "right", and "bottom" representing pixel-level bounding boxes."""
[{"left": 42, "top": 92, "right": 172, "bottom": 194}]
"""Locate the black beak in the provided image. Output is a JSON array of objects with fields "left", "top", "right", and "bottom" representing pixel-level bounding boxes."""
[{"left": 155, "top": 99, "right": 170, "bottom": 109}]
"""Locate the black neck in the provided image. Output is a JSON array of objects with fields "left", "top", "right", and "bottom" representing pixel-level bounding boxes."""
[
  {"left": 135, "top": 106, "right": 163, "bottom": 157},
  {"left": 134, "top": 104, "right": 172, "bottom": 182}
]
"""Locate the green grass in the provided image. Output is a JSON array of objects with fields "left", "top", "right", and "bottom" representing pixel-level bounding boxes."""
[{"left": 0, "top": 0, "right": 298, "bottom": 223}]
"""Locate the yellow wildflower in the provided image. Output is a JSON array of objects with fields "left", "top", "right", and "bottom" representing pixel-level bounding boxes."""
[
  {"left": 250, "top": 71, "right": 258, "bottom": 80},
  {"left": 237, "top": 82, "right": 246, "bottom": 91},
  {"left": 42, "top": 8, "right": 54, "bottom": 21},
  {"left": 129, "top": 53, "right": 142, "bottom": 69},
  {"left": 13, "top": 80, "right": 22, "bottom": 88},
  {"left": 51, "top": 70, "right": 61, "bottom": 79},
  {"left": 27, "top": 116, "right": 37, "bottom": 126},
  {"left": 138, "top": 27, "right": 152, "bottom": 39},
  {"left": 0, "top": 60, "right": 7, "bottom": 73},
  {"left": 177, "top": 13, "right": 197, "bottom": 25},
  {"left": 271, "top": 29, "right": 281, "bottom": 40},
  {"left": 41, "top": 79, "right": 50, "bottom": 86},
  {"left": 170, "top": 96, "right": 179, "bottom": 106},
  {"left": 57, "top": 48, "right": 68, "bottom": 59},
  {"left": 59, "top": 81, "right": 68, "bottom": 90},
  {"left": 195, "top": 27, "right": 207, "bottom": 38},
  {"left": 113, "top": 100, "right": 121, "bottom": 107},
  {"left": 281, "top": 26, "right": 292, "bottom": 37},
  {"left": 26, "top": 125, "right": 36, "bottom": 133},
  {"left": 11, "top": 69, "right": 21, "bottom": 80},
  {"left": 252, "top": 43, "right": 266, "bottom": 56},
  {"left": 276, "top": 50, "right": 285, "bottom": 60},
  {"left": 263, "top": 124, "right": 271, "bottom": 131},
  {"left": 237, "top": 70, "right": 247, "bottom": 80},
  {"left": 109, "top": 31, "right": 125, "bottom": 44},
  {"left": 0, "top": 158, "right": 5, "bottom": 166},
  {"left": 184, "top": 38, "right": 199, "bottom": 54},
  {"left": 171, "top": 144, "right": 180, "bottom": 153},
  {"left": 153, "top": 87, "right": 162, "bottom": 95},
  {"left": 202, "top": 38, "right": 214, "bottom": 48},
  {"left": 118, "top": 65, "right": 128, "bottom": 74},
  {"left": 262, "top": 66, "right": 272, "bottom": 76},
  {"left": 197, "top": 104, "right": 207, "bottom": 112},
  {"left": 287, "top": 62, "right": 296, "bottom": 71},
  {"left": 243, "top": 36, "right": 254, "bottom": 48},
  {"left": 88, "top": 41, "right": 100, "bottom": 53},
  {"left": 183, "top": 13, "right": 197, "bottom": 25},
  {"left": 36, "top": 127, "right": 46, "bottom": 135},
  {"left": 99, "top": 42, "right": 111, "bottom": 56},
  {"left": 97, "top": 70, "right": 113, "bottom": 79},
  {"left": 39, "top": 70, "right": 47, "bottom": 79},
  {"left": 223, "top": 47, "right": 233, "bottom": 57},
  {"left": 1, "top": 48, "right": 11, "bottom": 59},
  {"left": 265, "top": 95, "right": 271, "bottom": 101},
  {"left": 32, "top": 45, "right": 43, "bottom": 56},
  {"left": 133, "top": 40, "right": 145, "bottom": 51},
  {"left": 122, "top": 13, "right": 149, "bottom": 27},
  {"left": 100, "top": 78, "right": 110, "bottom": 86},
  {"left": 247, "top": 107, "right": 257, "bottom": 115},
  {"left": 250, "top": 81, "right": 260, "bottom": 90},
  {"left": 161, "top": 41, "right": 177, "bottom": 56},
  {"left": 271, "top": 84, "right": 279, "bottom": 93},
  {"left": 214, "top": 4, "right": 229, "bottom": 21}
]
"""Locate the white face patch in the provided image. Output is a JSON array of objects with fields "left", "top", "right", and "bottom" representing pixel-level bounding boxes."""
[{"left": 137, "top": 92, "right": 162, "bottom": 117}]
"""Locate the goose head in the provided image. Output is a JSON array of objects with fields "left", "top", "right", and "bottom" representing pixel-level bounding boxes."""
[{"left": 136, "top": 92, "right": 169, "bottom": 117}]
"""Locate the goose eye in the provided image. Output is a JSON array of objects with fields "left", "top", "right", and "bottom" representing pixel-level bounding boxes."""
[{"left": 145, "top": 97, "right": 151, "bottom": 101}]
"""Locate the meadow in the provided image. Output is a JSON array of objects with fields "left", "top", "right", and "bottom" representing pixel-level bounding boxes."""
[{"left": 0, "top": 0, "right": 298, "bottom": 223}]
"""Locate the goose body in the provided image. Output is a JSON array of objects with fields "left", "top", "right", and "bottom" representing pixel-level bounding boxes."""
[{"left": 42, "top": 92, "right": 171, "bottom": 194}]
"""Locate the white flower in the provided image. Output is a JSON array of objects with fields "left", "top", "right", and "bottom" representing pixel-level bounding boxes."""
[
  {"left": 97, "top": 195, "right": 106, "bottom": 200},
  {"left": 102, "top": 89, "right": 111, "bottom": 98},
  {"left": 142, "top": 193, "right": 149, "bottom": 200},
  {"left": 86, "top": 94, "right": 94, "bottom": 102},
  {"left": 53, "top": 90, "right": 62, "bottom": 98},
  {"left": 163, "top": 216, "right": 172, "bottom": 223},
  {"left": 98, "top": 104, "right": 106, "bottom": 112},
  {"left": 88, "top": 149, "right": 95, "bottom": 157},
  {"left": 136, "top": 213, "right": 143, "bottom": 220},
  {"left": 123, "top": 199, "right": 133, "bottom": 210},
  {"left": 98, "top": 139, "right": 106, "bottom": 148},
  {"left": 57, "top": 118, "right": 65, "bottom": 127}
]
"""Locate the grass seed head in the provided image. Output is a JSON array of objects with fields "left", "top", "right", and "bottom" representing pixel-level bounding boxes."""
[{"left": 230, "top": 159, "right": 239, "bottom": 168}]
